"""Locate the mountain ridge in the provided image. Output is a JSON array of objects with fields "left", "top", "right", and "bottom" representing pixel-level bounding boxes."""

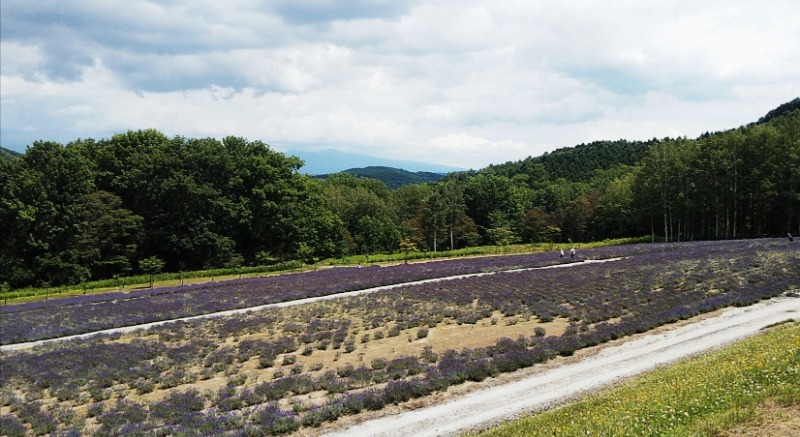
[
  {"left": 286, "top": 148, "right": 466, "bottom": 175},
  {"left": 317, "top": 166, "right": 446, "bottom": 189}
]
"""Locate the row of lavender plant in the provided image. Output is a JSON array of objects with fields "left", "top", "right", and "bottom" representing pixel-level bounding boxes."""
[
  {"left": 2, "top": 239, "right": 796, "bottom": 435},
  {"left": 0, "top": 242, "right": 679, "bottom": 344}
]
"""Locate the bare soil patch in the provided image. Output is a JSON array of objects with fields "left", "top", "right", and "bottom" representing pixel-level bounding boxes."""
[{"left": 722, "top": 402, "right": 800, "bottom": 437}]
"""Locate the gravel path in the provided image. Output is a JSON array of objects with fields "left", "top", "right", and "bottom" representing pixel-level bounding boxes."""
[
  {"left": 0, "top": 258, "right": 621, "bottom": 352},
  {"left": 324, "top": 295, "right": 800, "bottom": 437}
]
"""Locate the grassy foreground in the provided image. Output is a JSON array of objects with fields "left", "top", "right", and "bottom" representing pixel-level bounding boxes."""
[{"left": 472, "top": 321, "right": 800, "bottom": 437}]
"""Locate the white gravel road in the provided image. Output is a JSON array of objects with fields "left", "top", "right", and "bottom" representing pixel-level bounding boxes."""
[{"left": 324, "top": 295, "right": 800, "bottom": 437}]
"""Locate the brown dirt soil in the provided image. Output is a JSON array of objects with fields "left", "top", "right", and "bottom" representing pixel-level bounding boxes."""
[
  {"left": 300, "top": 309, "right": 736, "bottom": 436},
  {"left": 721, "top": 402, "right": 800, "bottom": 437}
]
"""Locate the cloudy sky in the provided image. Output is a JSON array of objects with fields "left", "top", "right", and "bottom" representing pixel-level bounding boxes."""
[{"left": 2, "top": 1, "right": 799, "bottom": 169}]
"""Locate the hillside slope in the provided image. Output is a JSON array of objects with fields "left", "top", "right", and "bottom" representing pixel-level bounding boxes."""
[{"left": 340, "top": 166, "right": 445, "bottom": 189}]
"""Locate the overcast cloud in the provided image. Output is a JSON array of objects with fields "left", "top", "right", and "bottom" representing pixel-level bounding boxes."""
[{"left": 2, "top": 0, "right": 799, "bottom": 169}]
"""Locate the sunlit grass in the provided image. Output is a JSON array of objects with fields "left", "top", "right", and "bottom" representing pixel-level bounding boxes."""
[
  {"left": 472, "top": 321, "right": 800, "bottom": 437},
  {"left": 322, "top": 237, "right": 647, "bottom": 266}
]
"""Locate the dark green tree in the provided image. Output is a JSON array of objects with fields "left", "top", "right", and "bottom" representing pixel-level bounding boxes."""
[
  {"left": 78, "top": 191, "right": 143, "bottom": 279},
  {"left": 0, "top": 141, "right": 94, "bottom": 286}
]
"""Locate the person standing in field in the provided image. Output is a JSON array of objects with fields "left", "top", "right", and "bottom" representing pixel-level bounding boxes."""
[
  {"left": 560, "top": 248, "right": 565, "bottom": 258},
  {"left": 789, "top": 233, "right": 794, "bottom": 243},
  {"left": 570, "top": 247, "right": 576, "bottom": 259}
]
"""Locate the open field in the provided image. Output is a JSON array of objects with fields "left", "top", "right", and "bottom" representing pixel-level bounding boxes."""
[{"left": 0, "top": 239, "right": 798, "bottom": 435}]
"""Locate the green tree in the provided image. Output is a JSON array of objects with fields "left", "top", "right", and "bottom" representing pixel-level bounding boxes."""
[
  {"left": 78, "top": 191, "right": 143, "bottom": 279},
  {"left": 487, "top": 226, "right": 517, "bottom": 252},
  {"left": 438, "top": 178, "right": 467, "bottom": 250},
  {"left": 593, "top": 173, "right": 636, "bottom": 238},
  {"left": 421, "top": 190, "right": 446, "bottom": 251},
  {"left": 518, "top": 208, "right": 559, "bottom": 243},
  {"left": 0, "top": 141, "right": 95, "bottom": 287},
  {"left": 354, "top": 216, "right": 401, "bottom": 254},
  {"left": 399, "top": 238, "right": 418, "bottom": 263},
  {"left": 139, "top": 256, "right": 165, "bottom": 288}
]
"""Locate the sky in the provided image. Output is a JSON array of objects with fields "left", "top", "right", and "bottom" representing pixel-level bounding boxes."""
[{"left": 2, "top": 1, "right": 799, "bottom": 170}]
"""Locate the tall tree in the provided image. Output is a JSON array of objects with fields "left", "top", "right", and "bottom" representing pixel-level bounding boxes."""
[
  {"left": 438, "top": 178, "right": 467, "bottom": 250},
  {"left": 0, "top": 141, "right": 94, "bottom": 286},
  {"left": 78, "top": 191, "right": 143, "bottom": 279}
]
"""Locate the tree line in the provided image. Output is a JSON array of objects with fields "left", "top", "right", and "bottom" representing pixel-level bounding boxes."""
[{"left": 1, "top": 100, "right": 798, "bottom": 288}]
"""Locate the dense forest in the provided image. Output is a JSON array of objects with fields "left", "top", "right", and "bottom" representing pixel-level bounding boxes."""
[
  {"left": 317, "top": 166, "right": 445, "bottom": 189},
  {"left": 1, "top": 99, "right": 798, "bottom": 288}
]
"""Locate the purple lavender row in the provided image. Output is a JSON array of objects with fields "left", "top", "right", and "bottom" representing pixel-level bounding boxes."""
[
  {"left": 0, "top": 239, "right": 781, "bottom": 345},
  {"left": 1, "top": 240, "right": 795, "bottom": 434},
  {"left": 0, "top": 243, "right": 672, "bottom": 345}
]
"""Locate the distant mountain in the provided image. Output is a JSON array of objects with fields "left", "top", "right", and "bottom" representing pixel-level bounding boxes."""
[
  {"left": 1, "top": 147, "right": 22, "bottom": 161},
  {"left": 323, "top": 166, "right": 446, "bottom": 189},
  {"left": 287, "top": 148, "right": 464, "bottom": 175}
]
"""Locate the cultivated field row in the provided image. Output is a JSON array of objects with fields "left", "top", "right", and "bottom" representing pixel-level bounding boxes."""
[{"left": 0, "top": 239, "right": 797, "bottom": 436}]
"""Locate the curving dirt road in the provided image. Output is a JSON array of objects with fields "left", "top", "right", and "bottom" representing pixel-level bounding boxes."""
[{"left": 324, "top": 295, "right": 800, "bottom": 437}]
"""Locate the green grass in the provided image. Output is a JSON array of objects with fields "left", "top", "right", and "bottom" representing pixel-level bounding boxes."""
[
  {"left": 322, "top": 237, "right": 648, "bottom": 266},
  {"left": 471, "top": 321, "right": 800, "bottom": 437}
]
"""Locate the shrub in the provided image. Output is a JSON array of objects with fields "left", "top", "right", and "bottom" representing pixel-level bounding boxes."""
[
  {"left": 416, "top": 327, "right": 429, "bottom": 339},
  {"left": 96, "top": 399, "right": 147, "bottom": 434},
  {"left": 362, "top": 390, "right": 386, "bottom": 411},
  {"left": 336, "top": 364, "right": 354, "bottom": 378},
  {"left": 249, "top": 405, "right": 299, "bottom": 435},
  {"left": 384, "top": 380, "right": 416, "bottom": 404},
  {"left": 421, "top": 345, "right": 438, "bottom": 363},
  {"left": 258, "top": 355, "right": 275, "bottom": 368},
  {"left": 151, "top": 389, "right": 205, "bottom": 422},
  {"left": 132, "top": 378, "right": 155, "bottom": 395},
  {"left": 0, "top": 414, "right": 27, "bottom": 437},
  {"left": 86, "top": 402, "right": 104, "bottom": 418},
  {"left": 341, "top": 393, "right": 366, "bottom": 414},
  {"left": 316, "top": 339, "right": 331, "bottom": 350},
  {"left": 370, "top": 358, "right": 388, "bottom": 370},
  {"left": 52, "top": 383, "right": 79, "bottom": 402}
]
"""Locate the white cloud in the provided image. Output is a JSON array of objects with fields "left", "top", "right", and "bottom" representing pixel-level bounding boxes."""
[
  {"left": 1, "top": 0, "right": 799, "bottom": 168},
  {"left": 411, "top": 133, "right": 527, "bottom": 169}
]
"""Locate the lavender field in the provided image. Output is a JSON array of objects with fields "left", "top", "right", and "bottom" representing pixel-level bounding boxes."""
[
  {"left": 1, "top": 243, "right": 661, "bottom": 345},
  {"left": 1, "top": 239, "right": 798, "bottom": 436}
]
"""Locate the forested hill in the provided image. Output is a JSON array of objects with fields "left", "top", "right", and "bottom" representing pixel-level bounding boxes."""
[
  {"left": 1, "top": 147, "right": 21, "bottom": 161},
  {"left": 1, "top": 99, "right": 798, "bottom": 289},
  {"left": 485, "top": 139, "right": 653, "bottom": 182},
  {"left": 320, "top": 166, "right": 445, "bottom": 189},
  {"left": 757, "top": 97, "right": 800, "bottom": 125}
]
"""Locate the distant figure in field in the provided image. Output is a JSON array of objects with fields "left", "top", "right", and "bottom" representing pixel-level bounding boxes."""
[
  {"left": 570, "top": 247, "right": 576, "bottom": 259},
  {"left": 560, "top": 248, "right": 565, "bottom": 258},
  {"left": 789, "top": 233, "right": 794, "bottom": 243}
]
